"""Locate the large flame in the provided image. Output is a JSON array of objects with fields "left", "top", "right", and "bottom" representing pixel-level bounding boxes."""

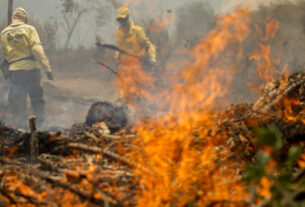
[
  {"left": 1, "top": 3, "right": 297, "bottom": 206},
  {"left": 250, "top": 17, "right": 280, "bottom": 83},
  {"left": 116, "top": 9, "right": 253, "bottom": 206}
]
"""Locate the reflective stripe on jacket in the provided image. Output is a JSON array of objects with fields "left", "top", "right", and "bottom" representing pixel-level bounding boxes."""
[{"left": 1, "top": 22, "right": 52, "bottom": 72}]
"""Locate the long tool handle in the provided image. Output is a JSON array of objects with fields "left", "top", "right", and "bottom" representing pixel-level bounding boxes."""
[
  {"left": 96, "top": 42, "right": 141, "bottom": 60},
  {"left": 96, "top": 61, "right": 119, "bottom": 76}
]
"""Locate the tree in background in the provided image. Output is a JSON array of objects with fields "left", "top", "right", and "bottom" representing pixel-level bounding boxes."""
[
  {"left": 28, "top": 19, "right": 58, "bottom": 53},
  {"left": 60, "top": 0, "right": 96, "bottom": 50}
]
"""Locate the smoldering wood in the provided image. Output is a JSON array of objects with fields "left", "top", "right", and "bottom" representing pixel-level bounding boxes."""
[
  {"left": 0, "top": 156, "right": 119, "bottom": 206},
  {"left": 29, "top": 116, "right": 38, "bottom": 163},
  {"left": 85, "top": 101, "right": 128, "bottom": 132},
  {"left": 0, "top": 112, "right": 136, "bottom": 206},
  {"left": 1, "top": 72, "right": 305, "bottom": 205},
  {"left": 67, "top": 142, "right": 152, "bottom": 175}
]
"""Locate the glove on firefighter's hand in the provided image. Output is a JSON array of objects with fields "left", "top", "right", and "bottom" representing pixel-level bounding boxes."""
[
  {"left": 46, "top": 71, "right": 54, "bottom": 80},
  {"left": 146, "top": 57, "right": 156, "bottom": 68},
  {"left": 149, "top": 57, "right": 156, "bottom": 65},
  {"left": 143, "top": 57, "right": 157, "bottom": 72},
  {"left": 96, "top": 36, "right": 103, "bottom": 46}
]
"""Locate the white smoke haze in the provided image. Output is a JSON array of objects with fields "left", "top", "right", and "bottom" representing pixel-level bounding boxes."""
[
  {"left": 0, "top": 0, "right": 294, "bottom": 48},
  {"left": 0, "top": 0, "right": 304, "bottom": 129}
]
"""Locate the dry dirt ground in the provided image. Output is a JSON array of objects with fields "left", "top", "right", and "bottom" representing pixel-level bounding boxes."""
[
  {"left": 45, "top": 77, "right": 119, "bottom": 128},
  {"left": 0, "top": 68, "right": 119, "bottom": 129}
]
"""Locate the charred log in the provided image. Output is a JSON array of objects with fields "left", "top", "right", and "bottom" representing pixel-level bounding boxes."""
[{"left": 85, "top": 101, "right": 127, "bottom": 132}]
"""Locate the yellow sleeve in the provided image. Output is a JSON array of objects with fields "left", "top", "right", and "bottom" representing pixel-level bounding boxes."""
[
  {"left": 115, "top": 29, "right": 123, "bottom": 60},
  {"left": 137, "top": 27, "right": 156, "bottom": 61},
  {"left": 28, "top": 27, "right": 52, "bottom": 73},
  {"left": 114, "top": 50, "right": 120, "bottom": 60},
  {"left": 1, "top": 33, "right": 8, "bottom": 58}
]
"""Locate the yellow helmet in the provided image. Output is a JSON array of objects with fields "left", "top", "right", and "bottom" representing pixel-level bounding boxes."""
[
  {"left": 117, "top": 7, "right": 129, "bottom": 19},
  {"left": 12, "top": 7, "right": 27, "bottom": 23}
]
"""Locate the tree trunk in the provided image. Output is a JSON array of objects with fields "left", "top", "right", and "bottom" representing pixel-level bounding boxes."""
[{"left": 8, "top": 0, "right": 13, "bottom": 25}]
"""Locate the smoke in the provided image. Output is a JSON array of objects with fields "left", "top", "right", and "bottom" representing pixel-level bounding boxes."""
[
  {"left": 0, "top": 0, "right": 304, "bottom": 128},
  {"left": 171, "top": 0, "right": 305, "bottom": 104},
  {"left": 115, "top": 0, "right": 305, "bottom": 122}
]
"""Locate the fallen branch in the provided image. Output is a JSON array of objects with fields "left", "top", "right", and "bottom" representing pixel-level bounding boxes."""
[
  {"left": 84, "top": 132, "right": 100, "bottom": 142},
  {"left": 67, "top": 143, "right": 153, "bottom": 175},
  {"left": 0, "top": 156, "right": 120, "bottom": 206},
  {"left": 42, "top": 174, "right": 117, "bottom": 206},
  {"left": 14, "top": 190, "right": 57, "bottom": 207}
]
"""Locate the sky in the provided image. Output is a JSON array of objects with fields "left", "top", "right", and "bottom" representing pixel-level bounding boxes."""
[{"left": 0, "top": 0, "right": 296, "bottom": 48}]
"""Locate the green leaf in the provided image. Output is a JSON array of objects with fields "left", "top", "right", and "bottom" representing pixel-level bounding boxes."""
[
  {"left": 255, "top": 126, "right": 283, "bottom": 150},
  {"left": 256, "top": 150, "right": 271, "bottom": 167},
  {"left": 244, "top": 165, "right": 266, "bottom": 184},
  {"left": 244, "top": 151, "right": 270, "bottom": 184},
  {"left": 286, "top": 146, "right": 303, "bottom": 166},
  {"left": 278, "top": 173, "right": 293, "bottom": 185}
]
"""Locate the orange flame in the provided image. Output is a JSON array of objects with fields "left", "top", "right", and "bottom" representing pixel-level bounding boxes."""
[
  {"left": 115, "top": 8, "right": 253, "bottom": 206},
  {"left": 250, "top": 18, "right": 280, "bottom": 84}
]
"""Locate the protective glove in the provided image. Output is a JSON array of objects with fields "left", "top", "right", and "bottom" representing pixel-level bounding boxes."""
[
  {"left": 149, "top": 57, "right": 157, "bottom": 65},
  {"left": 96, "top": 35, "right": 103, "bottom": 46},
  {"left": 143, "top": 57, "right": 157, "bottom": 72},
  {"left": 145, "top": 57, "right": 156, "bottom": 68},
  {"left": 46, "top": 71, "right": 54, "bottom": 80}
]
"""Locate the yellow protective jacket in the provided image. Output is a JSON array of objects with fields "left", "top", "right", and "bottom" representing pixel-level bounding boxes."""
[
  {"left": 116, "top": 21, "right": 156, "bottom": 63},
  {"left": 1, "top": 21, "right": 52, "bottom": 73}
]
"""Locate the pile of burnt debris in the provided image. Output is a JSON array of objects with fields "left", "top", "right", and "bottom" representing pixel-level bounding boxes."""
[
  {"left": 0, "top": 101, "right": 135, "bottom": 206},
  {"left": 1, "top": 72, "right": 305, "bottom": 206},
  {"left": 214, "top": 72, "right": 305, "bottom": 162}
]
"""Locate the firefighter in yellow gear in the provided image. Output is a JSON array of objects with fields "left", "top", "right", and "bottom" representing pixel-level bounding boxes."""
[
  {"left": 0, "top": 7, "right": 53, "bottom": 128},
  {"left": 114, "top": 7, "right": 158, "bottom": 116},
  {"left": 115, "top": 7, "right": 156, "bottom": 67}
]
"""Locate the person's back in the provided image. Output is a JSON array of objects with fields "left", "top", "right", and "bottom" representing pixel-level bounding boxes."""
[
  {"left": 0, "top": 7, "right": 53, "bottom": 128},
  {"left": 2, "top": 23, "right": 39, "bottom": 70},
  {"left": 1, "top": 8, "right": 53, "bottom": 74}
]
